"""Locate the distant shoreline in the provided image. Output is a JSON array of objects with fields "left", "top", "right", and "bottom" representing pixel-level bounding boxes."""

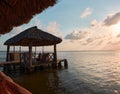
[{"left": 0, "top": 50, "right": 119, "bottom": 52}]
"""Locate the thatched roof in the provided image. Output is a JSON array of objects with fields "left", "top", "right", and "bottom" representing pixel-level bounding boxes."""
[
  {"left": 0, "top": 0, "right": 57, "bottom": 34},
  {"left": 4, "top": 26, "right": 62, "bottom": 46}
]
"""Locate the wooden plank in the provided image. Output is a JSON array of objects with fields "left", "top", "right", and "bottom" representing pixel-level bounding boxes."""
[{"left": 0, "top": 61, "right": 20, "bottom": 65}]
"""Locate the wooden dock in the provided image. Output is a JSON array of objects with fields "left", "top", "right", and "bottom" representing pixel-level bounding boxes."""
[
  {"left": 0, "top": 59, "right": 68, "bottom": 72},
  {"left": 57, "top": 59, "right": 68, "bottom": 68},
  {"left": 0, "top": 61, "right": 20, "bottom": 71},
  {"left": 0, "top": 61, "right": 20, "bottom": 65}
]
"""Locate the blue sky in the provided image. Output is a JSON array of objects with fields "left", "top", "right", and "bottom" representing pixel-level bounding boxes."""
[{"left": 1, "top": 0, "right": 120, "bottom": 51}]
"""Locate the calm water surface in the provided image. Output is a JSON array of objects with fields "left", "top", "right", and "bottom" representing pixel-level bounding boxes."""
[{"left": 1, "top": 51, "right": 120, "bottom": 94}]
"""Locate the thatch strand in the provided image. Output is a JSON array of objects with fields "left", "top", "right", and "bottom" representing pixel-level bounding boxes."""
[{"left": 0, "top": 0, "right": 57, "bottom": 34}]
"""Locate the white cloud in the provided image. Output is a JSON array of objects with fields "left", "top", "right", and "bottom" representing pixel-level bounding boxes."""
[
  {"left": 80, "top": 8, "right": 92, "bottom": 18},
  {"left": 9, "top": 27, "right": 23, "bottom": 37},
  {"left": 63, "top": 17, "right": 120, "bottom": 50},
  {"left": 8, "top": 19, "right": 62, "bottom": 38},
  {"left": 3, "top": 11, "right": 120, "bottom": 51},
  {"left": 9, "top": 18, "right": 42, "bottom": 37},
  {"left": 46, "top": 22, "right": 62, "bottom": 37},
  {"left": 91, "top": 19, "right": 101, "bottom": 27},
  {"left": 34, "top": 19, "right": 42, "bottom": 29},
  {"left": 104, "top": 12, "right": 120, "bottom": 26}
]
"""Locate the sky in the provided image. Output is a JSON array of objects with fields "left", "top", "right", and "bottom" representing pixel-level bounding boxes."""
[{"left": 1, "top": 0, "right": 120, "bottom": 51}]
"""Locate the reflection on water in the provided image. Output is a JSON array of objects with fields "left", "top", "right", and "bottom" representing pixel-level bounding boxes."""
[
  {"left": 11, "top": 70, "right": 65, "bottom": 94},
  {"left": 1, "top": 51, "right": 120, "bottom": 94},
  {"left": 57, "top": 51, "right": 120, "bottom": 94}
]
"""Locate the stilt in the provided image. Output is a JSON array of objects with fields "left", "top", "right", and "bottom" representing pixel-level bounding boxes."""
[
  {"left": 29, "top": 43, "right": 33, "bottom": 72},
  {"left": 53, "top": 44, "right": 58, "bottom": 68},
  {"left": 64, "top": 59, "right": 68, "bottom": 68},
  {"left": 57, "top": 59, "right": 68, "bottom": 68},
  {"left": 4, "top": 45, "right": 10, "bottom": 72}
]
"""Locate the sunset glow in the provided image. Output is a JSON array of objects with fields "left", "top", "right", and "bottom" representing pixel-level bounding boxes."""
[
  {"left": 111, "top": 22, "right": 120, "bottom": 36},
  {"left": 1, "top": 0, "right": 120, "bottom": 51}
]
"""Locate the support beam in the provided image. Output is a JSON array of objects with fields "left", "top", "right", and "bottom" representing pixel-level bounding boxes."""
[
  {"left": 29, "top": 43, "right": 32, "bottom": 68},
  {"left": 5, "top": 45, "right": 10, "bottom": 71},
  {"left": 34, "top": 46, "right": 36, "bottom": 59},
  {"left": 19, "top": 46, "right": 21, "bottom": 63},
  {"left": 54, "top": 44, "right": 57, "bottom": 63},
  {"left": 6, "top": 45, "right": 10, "bottom": 61},
  {"left": 13, "top": 46, "right": 15, "bottom": 52}
]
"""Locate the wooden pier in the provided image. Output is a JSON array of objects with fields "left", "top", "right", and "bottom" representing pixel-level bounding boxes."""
[
  {"left": 0, "top": 52, "right": 68, "bottom": 72},
  {"left": 57, "top": 59, "right": 68, "bottom": 68},
  {"left": 0, "top": 61, "right": 19, "bottom": 65},
  {"left": 2, "top": 26, "right": 68, "bottom": 72},
  {"left": 0, "top": 60, "right": 20, "bottom": 71},
  {"left": 0, "top": 59, "right": 68, "bottom": 72}
]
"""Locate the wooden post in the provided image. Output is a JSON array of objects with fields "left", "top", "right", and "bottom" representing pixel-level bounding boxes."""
[
  {"left": 34, "top": 46, "right": 36, "bottom": 59},
  {"left": 13, "top": 46, "right": 15, "bottom": 53},
  {"left": 19, "top": 46, "right": 21, "bottom": 63},
  {"left": 29, "top": 43, "right": 32, "bottom": 70},
  {"left": 4, "top": 45, "right": 10, "bottom": 71},
  {"left": 35, "top": 46, "right": 36, "bottom": 53},
  {"left": 64, "top": 59, "right": 68, "bottom": 68},
  {"left": 6, "top": 45, "right": 10, "bottom": 61},
  {"left": 54, "top": 44, "right": 57, "bottom": 63},
  {"left": 42, "top": 46, "right": 44, "bottom": 54}
]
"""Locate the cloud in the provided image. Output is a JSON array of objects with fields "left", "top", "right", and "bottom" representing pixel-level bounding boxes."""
[
  {"left": 117, "top": 34, "right": 120, "bottom": 38},
  {"left": 46, "top": 22, "right": 62, "bottom": 37},
  {"left": 34, "top": 18, "right": 42, "bottom": 29},
  {"left": 9, "top": 18, "right": 42, "bottom": 36},
  {"left": 9, "top": 27, "right": 23, "bottom": 37},
  {"left": 65, "top": 31, "right": 81, "bottom": 40},
  {"left": 63, "top": 16, "right": 120, "bottom": 50},
  {"left": 86, "top": 38, "right": 94, "bottom": 43},
  {"left": 91, "top": 19, "right": 101, "bottom": 27},
  {"left": 104, "top": 12, "right": 120, "bottom": 26},
  {"left": 3, "top": 11, "right": 120, "bottom": 51},
  {"left": 80, "top": 8, "right": 92, "bottom": 18},
  {"left": 8, "top": 19, "right": 62, "bottom": 38},
  {"left": 65, "top": 29, "right": 92, "bottom": 40}
]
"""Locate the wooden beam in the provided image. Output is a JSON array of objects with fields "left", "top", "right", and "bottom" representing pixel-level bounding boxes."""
[
  {"left": 13, "top": 46, "right": 15, "bottom": 52},
  {"left": 19, "top": 46, "right": 21, "bottom": 63},
  {"left": 6, "top": 45, "right": 10, "bottom": 61},
  {"left": 54, "top": 44, "right": 57, "bottom": 63},
  {"left": 29, "top": 43, "right": 32, "bottom": 68}
]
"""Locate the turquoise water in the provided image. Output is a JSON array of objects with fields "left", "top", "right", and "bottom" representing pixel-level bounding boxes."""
[{"left": 1, "top": 51, "right": 120, "bottom": 94}]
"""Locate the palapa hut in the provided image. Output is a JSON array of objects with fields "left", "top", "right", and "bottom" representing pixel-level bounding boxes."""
[
  {"left": 0, "top": 0, "right": 57, "bottom": 34},
  {"left": 0, "top": 1, "right": 57, "bottom": 94},
  {"left": 4, "top": 26, "right": 62, "bottom": 70}
]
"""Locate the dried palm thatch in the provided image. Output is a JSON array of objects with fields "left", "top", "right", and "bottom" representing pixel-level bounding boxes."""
[
  {"left": 4, "top": 26, "right": 62, "bottom": 46},
  {"left": 0, "top": 0, "right": 57, "bottom": 34}
]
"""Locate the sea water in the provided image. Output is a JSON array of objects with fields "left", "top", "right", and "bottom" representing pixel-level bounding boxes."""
[{"left": 0, "top": 51, "right": 120, "bottom": 94}]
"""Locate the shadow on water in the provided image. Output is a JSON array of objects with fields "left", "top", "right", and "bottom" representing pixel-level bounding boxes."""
[
  {"left": 3, "top": 70, "right": 64, "bottom": 94},
  {"left": 6, "top": 69, "right": 66, "bottom": 94},
  {"left": 6, "top": 69, "right": 96, "bottom": 94}
]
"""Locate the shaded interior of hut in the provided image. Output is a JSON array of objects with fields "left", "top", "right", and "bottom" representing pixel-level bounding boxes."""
[{"left": 7, "top": 46, "right": 55, "bottom": 66}]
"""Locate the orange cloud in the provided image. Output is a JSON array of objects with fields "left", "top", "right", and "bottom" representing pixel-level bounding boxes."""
[{"left": 104, "top": 12, "right": 120, "bottom": 26}]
